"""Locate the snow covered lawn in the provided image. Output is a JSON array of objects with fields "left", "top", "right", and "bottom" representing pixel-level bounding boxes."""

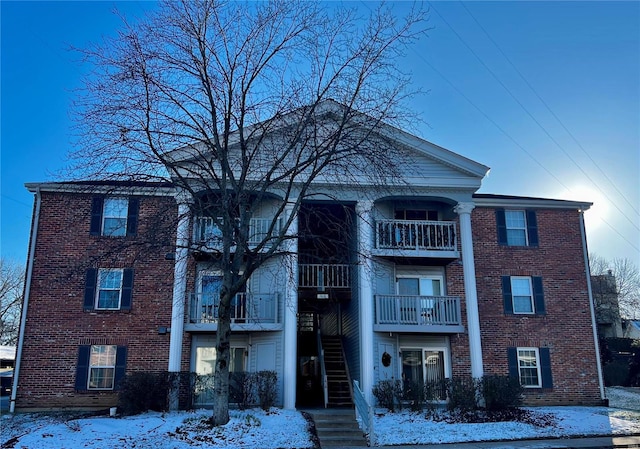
[{"left": 2, "top": 388, "right": 639, "bottom": 448}]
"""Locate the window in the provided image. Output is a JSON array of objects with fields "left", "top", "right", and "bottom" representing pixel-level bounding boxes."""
[
  {"left": 90, "top": 197, "right": 139, "bottom": 237},
  {"left": 75, "top": 345, "right": 127, "bottom": 391},
  {"left": 510, "top": 277, "right": 533, "bottom": 314},
  {"left": 502, "top": 276, "right": 545, "bottom": 315},
  {"left": 394, "top": 209, "right": 439, "bottom": 221},
  {"left": 84, "top": 268, "right": 134, "bottom": 311},
  {"left": 397, "top": 276, "right": 444, "bottom": 323},
  {"left": 496, "top": 209, "right": 538, "bottom": 247},
  {"left": 97, "top": 269, "right": 123, "bottom": 309},
  {"left": 195, "top": 346, "right": 246, "bottom": 375},
  {"left": 508, "top": 347, "right": 553, "bottom": 389},
  {"left": 401, "top": 348, "right": 449, "bottom": 400},
  {"left": 505, "top": 210, "right": 527, "bottom": 245}
]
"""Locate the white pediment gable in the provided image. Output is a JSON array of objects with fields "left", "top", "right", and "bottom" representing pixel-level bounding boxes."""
[{"left": 165, "top": 100, "right": 489, "bottom": 191}]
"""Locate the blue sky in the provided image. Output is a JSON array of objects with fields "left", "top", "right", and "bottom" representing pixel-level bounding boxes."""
[{"left": 2, "top": 1, "right": 639, "bottom": 268}]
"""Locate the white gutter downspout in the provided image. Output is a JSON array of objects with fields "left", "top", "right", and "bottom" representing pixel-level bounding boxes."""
[
  {"left": 579, "top": 209, "right": 606, "bottom": 401},
  {"left": 10, "top": 187, "right": 42, "bottom": 413}
]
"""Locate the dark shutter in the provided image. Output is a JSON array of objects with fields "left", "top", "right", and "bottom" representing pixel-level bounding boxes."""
[
  {"left": 126, "top": 198, "right": 139, "bottom": 236},
  {"left": 84, "top": 268, "right": 98, "bottom": 311},
  {"left": 532, "top": 276, "right": 545, "bottom": 315},
  {"left": 526, "top": 210, "right": 539, "bottom": 247},
  {"left": 114, "top": 346, "right": 128, "bottom": 390},
  {"left": 502, "top": 276, "right": 513, "bottom": 314},
  {"left": 496, "top": 209, "right": 507, "bottom": 245},
  {"left": 75, "top": 345, "right": 91, "bottom": 391},
  {"left": 507, "top": 347, "right": 519, "bottom": 379},
  {"left": 90, "top": 197, "right": 104, "bottom": 236},
  {"left": 539, "top": 348, "right": 553, "bottom": 388},
  {"left": 120, "top": 269, "right": 134, "bottom": 311}
]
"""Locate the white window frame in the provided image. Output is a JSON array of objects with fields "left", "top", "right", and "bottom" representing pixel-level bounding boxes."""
[
  {"left": 399, "top": 346, "right": 452, "bottom": 381},
  {"left": 505, "top": 210, "right": 528, "bottom": 246},
  {"left": 396, "top": 275, "right": 445, "bottom": 296},
  {"left": 516, "top": 347, "right": 542, "bottom": 388},
  {"left": 102, "top": 198, "right": 128, "bottom": 236},
  {"left": 511, "top": 276, "right": 535, "bottom": 315},
  {"left": 88, "top": 344, "right": 117, "bottom": 390},
  {"left": 96, "top": 269, "right": 124, "bottom": 310}
]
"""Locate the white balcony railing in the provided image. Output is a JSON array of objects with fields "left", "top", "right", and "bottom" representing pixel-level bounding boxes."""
[
  {"left": 375, "top": 295, "right": 461, "bottom": 327},
  {"left": 375, "top": 220, "right": 457, "bottom": 252},
  {"left": 189, "top": 292, "right": 278, "bottom": 324},
  {"left": 298, "top": 264, "right": 351, "bottom": 289},
  {"left": 193, "top": 216, "right": 282, "bottom": 248}
]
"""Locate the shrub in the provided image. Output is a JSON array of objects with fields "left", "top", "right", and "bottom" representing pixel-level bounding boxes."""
[
  {"left": 481, "top": 375, "right": 523, "bottom": 411},
  {"left": 118, "top": 371, "right": 169, "bottom": 415},
  {"left": 604, "top": 360, "right": 629, "bottom": 386},
  {"left": 372, "top": 379, "right": 403, "bottom": 412},
  {"left": 402, "top": 380, "right": 424, "bottom": 412},
  {"left": 445, "top": 376, "right": 477, "bottom": 413},
  {"left": 230, "top": 371, "right": 256, "bottom": 410},
  {"left": 256, "top": 370, "right": 277, "bottom": 411}
]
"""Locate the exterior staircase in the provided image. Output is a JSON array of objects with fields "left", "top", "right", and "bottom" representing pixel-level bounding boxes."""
[
  {"left": 306, "top": 408, "right": 368, "bottom": 448},
  {"left": 321, "top": 335, "right": 353, "bottom": 407}
]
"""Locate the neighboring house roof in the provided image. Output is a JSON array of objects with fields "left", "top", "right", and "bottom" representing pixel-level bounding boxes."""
[
  {"left": 0, "top": 346, "right": 16, "bottom": 361},
  {"left": 473, "top": 193, "right": 592, "bottom": 211}
]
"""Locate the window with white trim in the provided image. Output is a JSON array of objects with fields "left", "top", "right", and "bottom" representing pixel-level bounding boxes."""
[
  {"left": 496, "top": 209, "right": 539, "bottom": 247},
  {"left": 505, "top": 210, "right": 527, "bottom": 246},
  {"left": 90, "top": 197, "right": 138, "bottom": 237},
  {"left": 516, "top": 347, "right": 541, "bottom": 388},
  {"left": 88, "top": 345, "right": 118, "bottom": 390},
  {"left": 511, "top": 277, "right": 534, "bottom": 314},
  {"left": 96, "top": 269, "right": 123, "bottom": 309},
  {"left": 102, "top": 198, "right": 129, "bottom": 236}
]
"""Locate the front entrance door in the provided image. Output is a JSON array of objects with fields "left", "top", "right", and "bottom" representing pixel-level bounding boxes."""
[{"left": 296, "top": 312, "right": 324, "bottom": 407}]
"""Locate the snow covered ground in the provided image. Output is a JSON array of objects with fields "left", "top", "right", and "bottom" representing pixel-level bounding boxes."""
[{"left": 1, "top": 387, "right": 639, "bottom": 448}]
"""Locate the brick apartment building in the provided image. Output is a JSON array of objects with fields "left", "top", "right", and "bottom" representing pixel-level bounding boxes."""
[{"left": 10, "top": 119, "right": 604, "bottom": 412}]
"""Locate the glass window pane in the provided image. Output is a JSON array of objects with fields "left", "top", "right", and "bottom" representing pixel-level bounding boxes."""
[
  {"left": 196, "top": 347, "right": 217, "bottom": 375},
  {"left": 511, "top": 278, "right": 531, "bottom": 296},
  {"left": 102, "top": 198, "right": 128, "bottom": 236},
  {"left": 401, "top": 350, "right": 422, "bottom": 383},
  {"left": 505, "top": 211, "right": 526, "bottom": 228},
  {"left": 506, "top": 229, "right": 527, "bottom": 246},
  {"left": 89, "top": 367, "right": 115, "bottom": 389},
  {"left": 398, "top": 278, "right": 419, "bottom": 295},
  {"left": 195, "top": 346, "right": 245, "bottom": 375},
  {"left": 90, "top": 345, "right": 117, "bottom": 366},
  {"left": 513, "top": 296, "right": 534, "bottom": 313},
  {"left": 99, "top": 270, "right": 122, "bottom": 289},
  {"left": 518, "top": 349, "right": 540, "bottom": 387}
]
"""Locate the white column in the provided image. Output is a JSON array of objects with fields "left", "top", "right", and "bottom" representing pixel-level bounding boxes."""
[
  {"left": 356, "top": 200, "right": 375, "bottom": 402},
  {"left": 168, "top": 199, "right": 191, "bottom": 374},
  {"left": 283, "top": 201, "right": 299, "bottom": 409},
  {"left": 454, "top": 201, "right": 484, "bottom": 379}
]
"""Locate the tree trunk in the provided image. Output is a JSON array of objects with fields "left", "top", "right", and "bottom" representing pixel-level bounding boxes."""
[{"left": 212, "top": 286, "right": 232, "bottom": 426}]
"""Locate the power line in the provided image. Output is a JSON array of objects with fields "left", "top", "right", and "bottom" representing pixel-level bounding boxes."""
[
  {"left": 429, "top": 2, "right": 639, "bottom": 235},
  {"left": 459, "top": 1, "right": 640, "bottom": 219},
  {"left": 415, "top": 3, "right": 639, "bottom": 254}
]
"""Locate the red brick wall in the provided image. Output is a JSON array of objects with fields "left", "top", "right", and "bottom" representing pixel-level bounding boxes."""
[
  {"left": 16, "top": 190, "right": 179, "bottom": 410},
  {"left": 471, "top": 207, "right": 602, "bottom": 406}
]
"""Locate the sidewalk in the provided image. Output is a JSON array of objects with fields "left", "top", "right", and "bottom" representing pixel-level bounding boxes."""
[{"left": 375, "top": 435, "right": 640, "bottom": 449}]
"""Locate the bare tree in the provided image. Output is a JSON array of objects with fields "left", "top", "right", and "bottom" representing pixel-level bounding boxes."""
[
  {"left": 0, "top": 258, "right": 24, "bottom": 346},
  {"left": 590, "top": 253, "right": 640, "bottom": 320},
  {"left": 69, "top": 0, "right": 427, "bottom": 425}
]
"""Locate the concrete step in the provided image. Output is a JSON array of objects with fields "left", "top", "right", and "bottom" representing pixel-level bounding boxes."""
[{"left": 306, "top": 408, "right": 368, "bottom": 448}]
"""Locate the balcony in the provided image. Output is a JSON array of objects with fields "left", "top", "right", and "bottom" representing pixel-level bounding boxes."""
[
  {"left": 186, "top": 292, "right": 281, "bottom": 332},
  {"left": 374, "top": 219, "right": 458, "bottom": 258},
  {"left": 298, "top": 264, "right": 351, "bottom": 289},
  {"left": 374, "top": 294, "right": 464, "bottom": 333},
  {"left": 193, "top": 216, "right": 282, "bottom": 252}
]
